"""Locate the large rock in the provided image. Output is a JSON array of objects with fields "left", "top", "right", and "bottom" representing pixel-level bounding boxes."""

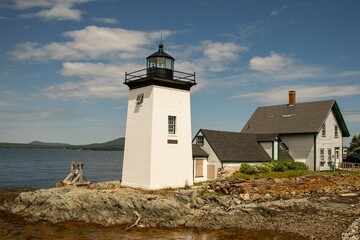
[
  {"left": 4, "top": 187, "right": 192, "bottom": 227},
  {"left": 2, "top": 175, "right": 360, "bottom": 240}
]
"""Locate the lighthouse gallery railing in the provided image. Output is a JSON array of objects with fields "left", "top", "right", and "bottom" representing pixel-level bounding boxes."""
[{"left": 125, "top": 68, "right": 196, "bottom": 83}]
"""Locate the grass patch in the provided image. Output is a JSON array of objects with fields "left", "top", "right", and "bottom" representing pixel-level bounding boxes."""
[{"left": 228, "top": 169, "right": 360, "bottom": 180}]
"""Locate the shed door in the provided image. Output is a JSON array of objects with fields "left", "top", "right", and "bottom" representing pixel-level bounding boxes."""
[{"left": 207, "top": 165, "right": 215, "bottom": 179}]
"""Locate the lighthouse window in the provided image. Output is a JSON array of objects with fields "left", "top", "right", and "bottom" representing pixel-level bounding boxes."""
[
  {"left": 168, "top": 116, "right": 176, "bottom": 134},
  {"left": 157, "top": 57, "right": 165, "bottom": 68},
  {"left": 165, "top": 58, "right": 173, "bottom": 70},
  {"left": 136, "top": 93, "right": 144, "bottom": 105}
]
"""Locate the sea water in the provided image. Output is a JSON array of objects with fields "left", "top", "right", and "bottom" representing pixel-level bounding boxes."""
[{"left": 0, "top": 148, "right": 122, "bottom": 189}]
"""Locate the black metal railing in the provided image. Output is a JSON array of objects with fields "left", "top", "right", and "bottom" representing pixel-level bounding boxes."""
[{"left": 125, "top": 68, "right": 196, "bottom": 84}]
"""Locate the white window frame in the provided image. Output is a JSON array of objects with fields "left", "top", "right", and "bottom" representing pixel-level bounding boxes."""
[
  {"left": 320, "top": 148, "right": 324, "bottom": 161},
  {"left": 321, "top": 123, "right": 326, "bottom": 137},
  {"left": 136, "top": 93, "right": 144, "bottom": 105},
  {"left": 328, "top": 148, "right": 332, "bottom": 162},
  {"left": 334, "top": 125, "right": 339, "bottom": 138},
  {"left": 196, "top": 136, "right": 204, "bottom": 146},
  {"left": 168, "top": 116, "right": 176, "bottom": 134}
]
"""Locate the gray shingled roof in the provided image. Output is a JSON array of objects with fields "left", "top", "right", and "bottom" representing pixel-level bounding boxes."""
[
  {"left": 199, "top": 129, "right": 272, "bottom": 162},
  {"left": 279, "top": 150, "right": 294, "bottom": 160},
  {"left": 192, "top": 144, "right": 209, "bottom": 157},
  {"left": 241, "top": 100, "right": 350, "bottom": 137},
  {"left": 256, "top": 133, "right": 278, "bottom": 142}
]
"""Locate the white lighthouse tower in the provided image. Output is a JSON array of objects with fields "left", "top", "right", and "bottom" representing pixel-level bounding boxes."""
[{"left": 122, "top": 44, "right": 196, "bottom": 189}]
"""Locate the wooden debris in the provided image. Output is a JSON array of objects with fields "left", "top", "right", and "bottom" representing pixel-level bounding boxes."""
[{"left": 126, "top": 211, "right": 141, "bottom": 230}]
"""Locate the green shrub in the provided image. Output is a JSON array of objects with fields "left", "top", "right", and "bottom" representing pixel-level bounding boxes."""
[
  {"left": 288, "top": 161, "right": 308, "bottom": 170},
  {"left": 256, "top": 163, "right": 272, "bottom": 173},
  {"left": 240, "top": 164, "right": 258, "bottom": 174},
  {"left": 271, "top": 161, "right": 288, "bottom": 172},
  {"left": 239, "top": 160, "right": 309, "bottom": 175},
  {"left": 269, "top": 160, "right": 308, "bottom": 171}
]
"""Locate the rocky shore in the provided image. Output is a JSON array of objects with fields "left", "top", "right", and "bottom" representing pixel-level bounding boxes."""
[{"left": 1, "top": 174, "right": 360, "bottom": 239}]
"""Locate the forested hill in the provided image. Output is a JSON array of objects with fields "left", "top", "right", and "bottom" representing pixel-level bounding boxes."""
[{"left": 0, "top": 138, "right": 125, "bottom": 151}]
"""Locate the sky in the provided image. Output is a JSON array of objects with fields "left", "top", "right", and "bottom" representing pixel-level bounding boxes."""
[{"left": 0, "top": 0, "right": 359, "bottom": 146}]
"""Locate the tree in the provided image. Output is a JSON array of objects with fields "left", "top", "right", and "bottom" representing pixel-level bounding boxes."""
[{"left": 348, "top": 134, "right": 360, "bottom": 154}]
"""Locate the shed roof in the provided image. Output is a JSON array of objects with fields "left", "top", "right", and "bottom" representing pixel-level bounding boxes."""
[
  {"left": 197, "top": 129, "right": 272, "bottom": 162},
  {"left": 241, "top": 100, "right": 350, "bottom": 137},
  {"left": 192, "top": 144, "right": 209, "bottom": 157}
]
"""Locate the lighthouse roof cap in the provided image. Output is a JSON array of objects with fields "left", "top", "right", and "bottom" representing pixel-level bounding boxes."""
[{"left": 146, "top": 44, "right": 175, "bottom": 60}]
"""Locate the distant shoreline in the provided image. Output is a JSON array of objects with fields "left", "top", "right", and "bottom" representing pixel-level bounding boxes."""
[{"left": 0, "top": 138, "right": 125, "bottom": 151}]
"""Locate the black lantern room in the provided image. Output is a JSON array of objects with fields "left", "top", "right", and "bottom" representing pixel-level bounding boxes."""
[
  {"left": 146, "top": 44, "right": 174, "bottom": 79},
  {"left": 124, "top": 44, "right": 196, "bottom": 91}
]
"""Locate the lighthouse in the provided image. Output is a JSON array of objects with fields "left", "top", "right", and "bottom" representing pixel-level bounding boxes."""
[{"left": 122, "top": 44, "right": 196, "bottom": 189}]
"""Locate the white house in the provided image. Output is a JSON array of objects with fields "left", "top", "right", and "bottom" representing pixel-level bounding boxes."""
[
  {"left": 241, "top": 91, "right": 350, "bottom": 171},
  {"left": 121, "top": 44, "right": 196, "bottom": 189},
  {"left": 192, "top": 91, "right": 350, "bottom": 181}
]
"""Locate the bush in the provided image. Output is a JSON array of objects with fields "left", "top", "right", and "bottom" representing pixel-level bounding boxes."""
[
  {"left": 239, "top": 160, "right": 309, "bottom": 175},
  {"left": 240, "top": 164, "right": 258, "bottom": 174},
  {"left": 271, "top": 160, "right": 308, "bottom": 171},
  {"left": 346, "top": 153, "right": 360, "bottom": 163},
  {"left": 271, "top": 161, "right": 288, "bottom": 172},
  {"left": 289, "top": 161, "right": 308, "bottom": 170},
  {"left": 256, "top": 163, "right": 272, "bottom": 173}
]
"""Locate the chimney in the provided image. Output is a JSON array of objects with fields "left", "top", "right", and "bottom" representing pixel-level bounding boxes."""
[{"left": 288, "top": 90, "right": 296, "bottom": 106}]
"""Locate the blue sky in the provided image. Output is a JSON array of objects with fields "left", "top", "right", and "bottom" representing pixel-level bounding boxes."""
[{"left": 0, "top": 0, "right": 359, "bottom": 145}]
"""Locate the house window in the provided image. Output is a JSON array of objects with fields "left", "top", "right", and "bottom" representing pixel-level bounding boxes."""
[
  {"left": 321, "top": 123, "right": 326, "bottom": 137},
  {"left": 195, "top": 159, "right": 203, "bottom": 177},
  {"left": 328, "top": 148, "right": 332, "bottom": 162},
  {"left": 196, "top": 136, "right": 204, "bottom": 146},
  {"left": 334, "top": 125, "right": 339, "bottom": 138},
  {"left": 168, "top": 116, "right": 176, "bottom": 134},
  {"left": 320, "top": 148, "right": 324, "bottom": 161}
]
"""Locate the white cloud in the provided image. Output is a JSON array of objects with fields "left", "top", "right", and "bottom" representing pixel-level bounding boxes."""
[
  {"left": 169, "top": 41, "right": 248, "bottom": 75},
  {"left": 246, "top": 51, "right": 328, "bottom": 82},
  {"left": 92, "top": 17, "right": 118, "bottom": 24},
  {"left": 44, "top": 62, "right": 143, "bottom": 100},
  {"left": 0, "top": 108, "right": 63, "bottom": 121},
  {"left": 0, "top": 91, "right": 23, "bottom": 107},
  {"left": 0, "top": 16, "right": 10, "bottom": 20},
  {"left": 337, "top": 71, "right": 360, "bottom": 78},
  {"left": 202, "top": 41, "right": 248, "bottom": 62},
  {"left": 33, "top": 4, "right": 82, "bottom": 21},
  {"left": 0, "top": 101, "right": 10, "bottom": 107},
  {"left": 270, "top": 4, "right": 290, "bottom": 16},
  {"left": 13, "top": 0, "right": 55, "bottom": 9},
  {"left": 10, "top": 26, "right": 172, "bottom": 60},
  {"left": 14, "top": 0, "right": 91, "bottom": 21},
  {"left": 344, "top": 112, "right": 360, "bottom": 123},
  {"left": 231, "top": 85, "right": 360, "bottom": 104},
  {"left": 222, "top": 21, "right": 265, "bottom": 41},
  {"left": 250, "top": 52, "right": 293, "bottom": 73}
]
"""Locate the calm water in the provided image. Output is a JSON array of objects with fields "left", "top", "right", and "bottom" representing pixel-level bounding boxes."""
[
  {"left": 0, "top": 148, "right": 306, "bottom": 239},
  {"left": 0, "top": 148, "right": 123, "bottom": 189}
]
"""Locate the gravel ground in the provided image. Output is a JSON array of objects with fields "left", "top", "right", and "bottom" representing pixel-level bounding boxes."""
[{"left": 341, "top": 216, "right": 360, "bottom": 240}]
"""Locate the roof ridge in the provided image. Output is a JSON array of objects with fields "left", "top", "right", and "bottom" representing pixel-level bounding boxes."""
[{"left": 257, "top": 99, "right": 336, "bottom": 109}]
